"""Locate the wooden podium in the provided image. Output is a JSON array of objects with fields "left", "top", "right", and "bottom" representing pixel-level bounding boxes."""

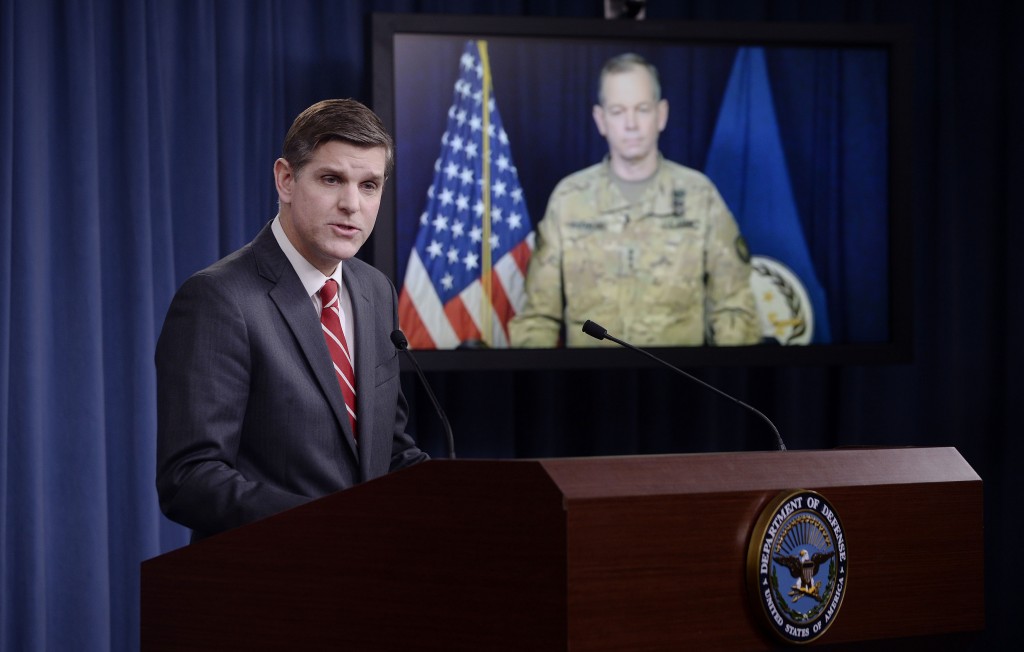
[{"left": 141, "top": 447, "right": 983, "bottom": 650}]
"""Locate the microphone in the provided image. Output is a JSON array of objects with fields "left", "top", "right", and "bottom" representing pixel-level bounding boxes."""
[
  {"left": 390, "top": 329, "right": 456, "bottom": 459},
  {"left": 581, "top": 320, "right": 787, "bottom": 451}
]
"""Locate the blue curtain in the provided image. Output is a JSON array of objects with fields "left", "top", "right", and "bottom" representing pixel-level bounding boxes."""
[
  {"left": 0, "top": 0, "right": 410, "bottom": 648},
  {"left": 2, "top": 1, "right": 1022, "bottom": 650}
]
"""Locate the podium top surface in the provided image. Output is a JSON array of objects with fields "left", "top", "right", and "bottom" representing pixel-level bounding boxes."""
[{"left": 509, "top": 446, "right": 980, "bottom": 500}]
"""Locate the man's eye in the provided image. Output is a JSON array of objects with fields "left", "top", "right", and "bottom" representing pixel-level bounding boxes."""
[{"left": 322, "top": 176, "right": 339, "bottom": 184}]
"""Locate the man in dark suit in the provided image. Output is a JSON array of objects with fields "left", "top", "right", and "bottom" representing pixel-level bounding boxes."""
[{"left": 156, "top": 99, "right": 429, "bottom": 541}]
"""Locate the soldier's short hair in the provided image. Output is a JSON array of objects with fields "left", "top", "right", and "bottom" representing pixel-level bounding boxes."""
[{"left": 598, "top": 53, "right": 662, "bottom": 105}]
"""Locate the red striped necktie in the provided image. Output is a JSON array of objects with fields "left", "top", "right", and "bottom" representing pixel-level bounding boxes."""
[{"left": 319, "top": 279, "right": 357, "bottom": 438}]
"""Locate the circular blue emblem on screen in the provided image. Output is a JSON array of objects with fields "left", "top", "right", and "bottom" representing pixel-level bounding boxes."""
[{"left": 747, "top": 490, "right": 849, "bottom": 644}]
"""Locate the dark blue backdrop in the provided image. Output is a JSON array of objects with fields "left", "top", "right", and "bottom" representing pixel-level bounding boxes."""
[{"left": 1, "top": 1, "right": 1020, "bottom": 650}]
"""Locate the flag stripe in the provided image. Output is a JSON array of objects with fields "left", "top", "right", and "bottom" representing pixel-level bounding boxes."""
[
  {"left": 399, "top": 250, "right": 458, "bottom": 348},
  {"left": 444, "top": 296, "right": 482, "bottom": 343},
  {"left": 398, "top": 288, "right": 439, "bottom": 350},
  {"left": 509, "top": 235, "right": 532, "bottom": 276}
]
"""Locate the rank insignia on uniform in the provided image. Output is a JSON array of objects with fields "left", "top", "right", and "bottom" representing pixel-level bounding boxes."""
[
  {"left": 565, "top": 221, "right": 606, "bottom": 231},
  {"left": 746, "top": 490, "right": 849, "bottom": 644},
  {"left": 672, "top": 189, "right": 687, "bottom": 216}
]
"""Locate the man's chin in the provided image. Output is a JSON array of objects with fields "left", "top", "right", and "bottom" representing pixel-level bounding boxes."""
[
  {"left": 326, "top": 234, "right": 365, "bottom": 257},
  {"left": 334, "top": 247, "right": 362, "bottom": 261},
  {"left": 616, "top": 146, "right": 653, "bottom": 161},
  {"left": 316, "top": 244, "right": 362, "bottom": 268}
]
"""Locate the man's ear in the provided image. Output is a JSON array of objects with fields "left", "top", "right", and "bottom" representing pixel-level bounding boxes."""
[
  {"left": 592, "top": 104, "right": 608, "bottom": 137},
  {"left": 274, "top": 158, "right": 294, "bottom": 204},
  {"left": 657, "top": 98, "right": 669, "bottom": 133}
]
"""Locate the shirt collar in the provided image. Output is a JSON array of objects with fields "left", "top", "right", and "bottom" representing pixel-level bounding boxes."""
[{"left": 271, "top": 215, "right": 343, "bottom": 298}]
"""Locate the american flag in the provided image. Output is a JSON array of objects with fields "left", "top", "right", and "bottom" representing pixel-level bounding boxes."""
[{"left": 397, "top": 40, "right": 534, "bottom": 349}]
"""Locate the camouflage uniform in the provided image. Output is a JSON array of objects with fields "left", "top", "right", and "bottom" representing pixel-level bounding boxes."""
[{"left": 509, "top": 158, "right": 760, "bottom": 347}]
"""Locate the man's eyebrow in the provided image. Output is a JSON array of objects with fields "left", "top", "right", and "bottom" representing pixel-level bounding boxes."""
[
  {"left": 308, "top": 165, "right": 337, "bottom": 176},
  {"left": 312, "top": 165, "right": 385, "bottom": 185},
  {"left": 361, "top": 171, "right": 386, "bottom": 185},
  {"left": 607, "top": 101, "right": 653, "bottom": 109}
]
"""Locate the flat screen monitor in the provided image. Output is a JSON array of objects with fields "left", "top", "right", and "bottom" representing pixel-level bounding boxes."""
[{"left": 371, "top": 13, "right": 912, "bottom": 370}]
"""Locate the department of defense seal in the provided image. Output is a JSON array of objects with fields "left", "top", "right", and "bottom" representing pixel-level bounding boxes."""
[{"left": 746, "top": 490, "right": 848, "bottom": 644}]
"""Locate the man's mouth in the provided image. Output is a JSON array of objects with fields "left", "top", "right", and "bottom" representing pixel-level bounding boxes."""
[{"left": 330, "top": 223, "right": 359, "bottom": 236}]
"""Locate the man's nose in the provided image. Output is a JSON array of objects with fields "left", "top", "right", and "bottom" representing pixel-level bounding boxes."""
[{"left": 337, "top": 184, "right": 359, "bottom": 212}]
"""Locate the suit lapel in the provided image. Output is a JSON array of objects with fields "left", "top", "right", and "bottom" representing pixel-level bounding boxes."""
[
  {"left": 343, "top": 263, "right": 376, "bottom": 476},
  {"left": 252, "top": 224, "right": 359, "bottom": 460}
]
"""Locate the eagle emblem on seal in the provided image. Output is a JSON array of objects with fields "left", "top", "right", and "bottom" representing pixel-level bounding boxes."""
[{"left": 773, "top": 549, "right": 836, "bottom": 602}]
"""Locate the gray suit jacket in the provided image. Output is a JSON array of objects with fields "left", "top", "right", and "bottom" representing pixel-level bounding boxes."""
[{"left": 156, "top": 222, "right": 428, "bottom": 539}]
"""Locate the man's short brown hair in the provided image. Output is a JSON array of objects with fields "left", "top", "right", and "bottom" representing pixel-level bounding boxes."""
[{"left": 281, "top": 99, "right": 395, "bottom": 179}]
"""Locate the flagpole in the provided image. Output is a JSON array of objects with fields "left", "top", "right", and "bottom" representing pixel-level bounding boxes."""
[{"left": 477, "top": 40, "right": 493, "bottom": 347}]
